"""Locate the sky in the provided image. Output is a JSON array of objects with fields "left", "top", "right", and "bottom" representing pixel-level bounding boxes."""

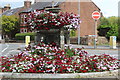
[{"left": 0, "top": 0, "right": 119, "bottom": 17}]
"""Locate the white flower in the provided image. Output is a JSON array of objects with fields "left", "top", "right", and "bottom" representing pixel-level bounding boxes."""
[
  {"left": 86, "top": 67, "right": 89, "bottom": 69},
  {"left": 36, "top": 46, "right": 41, "bottom": 49},
  {"left": 47, "top": 64, "right": 53, "bottom": 68},
  {"left": 99, "top": 64, "right": 103, "bottom": 67},
  {"left": 12, "top": 69, "right": 16, "bottom": 72},
  {"left": 9, "top": 59, "right": 15, "bottom": 61},
  {"left": 102, "top": 67, "right": 107, "bottom": 70},
  {"left": 2, "top": 67, "right": 5, "bottom": 70},
  {"left": 13, "top": 64, "right": 17, "bottom": 67},
  {"left": 34, "top": 55, "right": 37, "bottom": 58},
  {"left": 49, "top": 56, "right": 52, "bottom": 59},
  {"left": 77, "top": 59, "right": 80, "bottom": 63},
  {"left": 34, "top": 61, "right": 37, "bottom": 64},
  {"left": 52, "top": 67, "right": 55, "bottom": 72},
  {"left": 67, "top": 68, "right": 71, "bottom": 72}
]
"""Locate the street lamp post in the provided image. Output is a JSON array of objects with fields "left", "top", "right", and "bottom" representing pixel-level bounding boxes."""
[{"left": 78, "top": 0, "right": 80, "bottom": 45}]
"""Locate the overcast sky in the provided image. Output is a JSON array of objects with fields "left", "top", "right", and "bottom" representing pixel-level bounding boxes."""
[{"left": 0, "top": 0, "right": 119, "bottom": 17}]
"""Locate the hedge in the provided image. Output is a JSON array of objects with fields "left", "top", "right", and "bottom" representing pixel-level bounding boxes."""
[{"left": 15, "top": 32, "right": 36, "bottom": 40}]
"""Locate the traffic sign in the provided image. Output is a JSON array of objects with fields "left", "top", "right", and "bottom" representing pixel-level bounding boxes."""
[
  {"left": 92, "top": 11, "right": 101, "bottom": 48},
  {"left": 92, "top": 11, "right": 101, "bottom": 20}
]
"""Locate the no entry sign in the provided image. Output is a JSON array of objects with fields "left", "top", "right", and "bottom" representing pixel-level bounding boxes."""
[
  {"left": 92, "top": 11, "right": 101, "bottom": 49},
  {"left": 92, "top": 11, "right": 101, "bottom": 20}
]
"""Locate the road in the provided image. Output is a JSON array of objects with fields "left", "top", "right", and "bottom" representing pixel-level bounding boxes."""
[
  {"left": 0, "top": 43, "right": 119, "bottom": 59},
  {"left": 0, "top": 43, "right": 25, "bottom": 56},
  {"left": 72, "top": 45, "right": 119, "bottom": 59}
]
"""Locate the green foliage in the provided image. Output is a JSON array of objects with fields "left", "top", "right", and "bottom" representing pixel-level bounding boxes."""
[
  {"left": 15, "top": 32, "right": 36, "bottom": 40},
  {"left": 118, "top": 17, "right": 120, "bottom": 40},
  {"left": 65, "top": 48, "right": 75, "bottom": 57},
  {"left": 98, "top": 16, "right": 119, "bottom": 40},
  {"left": 1, "top": 15, "right": 19, "bottom": 38},
  {"left": 0, "top": 16, "right": 2, "bottom": 33},
  {"left": 70, "top": 30, "right": 76, "bottom": 37}
]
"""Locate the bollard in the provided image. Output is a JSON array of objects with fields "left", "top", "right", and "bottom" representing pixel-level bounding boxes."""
[
  {"left": 25, "top": 36, "right": 30, "bottom": 47},
  {"left": 109, "top": 36, "right": 117, "bottom": 49}
]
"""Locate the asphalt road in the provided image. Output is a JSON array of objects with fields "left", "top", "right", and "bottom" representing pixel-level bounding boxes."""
[
  {"left": 0, "top": 43, "right": 25, "bottom": 56},
  {"left": 72, "top": 45, "right": 119, "bottom": 59},
  {"left": 0, "top": 43, "right": 119, "bottom": 59}
]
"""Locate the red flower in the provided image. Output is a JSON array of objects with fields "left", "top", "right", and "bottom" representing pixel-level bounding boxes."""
[{"left": 47, "top": 61, "right": 52, "bottom": 64}]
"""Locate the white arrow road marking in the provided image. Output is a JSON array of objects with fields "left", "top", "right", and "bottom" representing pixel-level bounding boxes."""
[
  {"left": 1, "top": 43, "right": 9, "bottom": 53},
  {"left": 7, "top": 50, "right": 21, "bottom": 56}
]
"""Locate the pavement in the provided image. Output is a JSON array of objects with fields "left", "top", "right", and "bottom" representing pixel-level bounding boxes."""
[{"left": 72, "top": 44, "right": 119, "bottom": 50}]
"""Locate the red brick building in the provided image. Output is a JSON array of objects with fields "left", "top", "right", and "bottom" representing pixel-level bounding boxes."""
[
  {"left": 1, "top": 0, "right": 101, "bottom": 37},
  {"left": 58, "top": 0, "right": 101, "bottom": 36}
]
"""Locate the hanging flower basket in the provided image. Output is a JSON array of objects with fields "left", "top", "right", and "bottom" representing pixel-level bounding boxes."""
[{"left": 27, "top": 10, "right": 81, "bottom": 31}]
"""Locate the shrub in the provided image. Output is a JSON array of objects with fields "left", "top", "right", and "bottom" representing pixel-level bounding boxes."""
[
  {"left": 98, "top": 17, "right": 119, "bottom": 40},
  {"left": 15, "top": 32, "right": 36, "bottom": 40}
]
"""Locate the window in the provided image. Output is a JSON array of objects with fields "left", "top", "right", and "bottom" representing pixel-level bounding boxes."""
[
  {"left": 24, "top": 14, "right": 28, "bottom": 24},
  {"left": 20, "top": 28, "right": 27, "bottom": 33},
  {"left": 24, "top": 29, "right": 27, "bottom": 33},
  {"left": 20, "top": 14, "right": 28, "bottom": 24},
  {"left": 20, "top": 29, "right": 24, "bottom": 33},
  {"left": 24, "top": 14, "right": 27, "bottom": 18}
]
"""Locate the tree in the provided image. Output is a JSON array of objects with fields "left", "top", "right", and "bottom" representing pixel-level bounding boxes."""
[
  {"left": 2, "top": 15, "right": 19, "bottom": 39},
  {"left": 98, "top": 16, "right": 119, "bottom": 40}
]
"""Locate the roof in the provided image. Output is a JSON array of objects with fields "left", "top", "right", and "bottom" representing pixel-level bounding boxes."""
[
  {"left": 1, "top": 0, "right": 100, "bottom": 16},
  {"left": 91, "top": 0, "right": 101, "bottom": 11},
  {"left": 21, "top": 0, "right": 100, "bottom": 13},
  {"left": 21, "top": 2, "right": 63, "bottom": 13},
  {"left": 2, "top": 7, "right": 22, "bottom": 16}
]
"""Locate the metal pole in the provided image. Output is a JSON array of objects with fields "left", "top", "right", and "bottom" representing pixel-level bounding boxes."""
[
  {"left": 78, "top": 0, "right": 80, "bottom": 45},
  {"left": 94, "top": 19, "right": 97, "bottom": 48}
]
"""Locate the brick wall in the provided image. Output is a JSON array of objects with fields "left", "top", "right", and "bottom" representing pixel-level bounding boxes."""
[{"left": 59, "top": 1, "right": 101, "bottom": 37}]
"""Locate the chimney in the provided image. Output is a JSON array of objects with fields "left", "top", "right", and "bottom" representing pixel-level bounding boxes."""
[
  {"left": 3, "top": 4, "right": 11, "bottom": 12},
  {"left": 0, "top": 6, "right": 2, "bottom": 14},
  {"left": 34, "top": 0, "right": 37, "bottom": 3},
  {"left": 34, "top": 0, "right": 40, "bottom": 3},
  {"left": 24, "top": 0, "right": 32, "bottom": 8}
]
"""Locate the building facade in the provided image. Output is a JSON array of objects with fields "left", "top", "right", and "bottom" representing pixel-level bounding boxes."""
[
  {"left": 1, "top": 0, "right": 101, "bottom": 37},
  {"left": 19, "top": 0, "right": 101, "bottom": 37}
]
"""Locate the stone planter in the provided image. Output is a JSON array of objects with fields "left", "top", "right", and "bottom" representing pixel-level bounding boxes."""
[{"left": 0, "top": 69, "right": 119, "bottom": 78}]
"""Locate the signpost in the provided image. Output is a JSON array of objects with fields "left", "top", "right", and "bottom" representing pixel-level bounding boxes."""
[{"left": 92, "top": 11, "right": 101, "bottom": 48}]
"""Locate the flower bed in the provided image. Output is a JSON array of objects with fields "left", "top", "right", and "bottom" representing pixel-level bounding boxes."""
[{"left": 1, "top": 42, "right": 120, "bottom": 73}]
